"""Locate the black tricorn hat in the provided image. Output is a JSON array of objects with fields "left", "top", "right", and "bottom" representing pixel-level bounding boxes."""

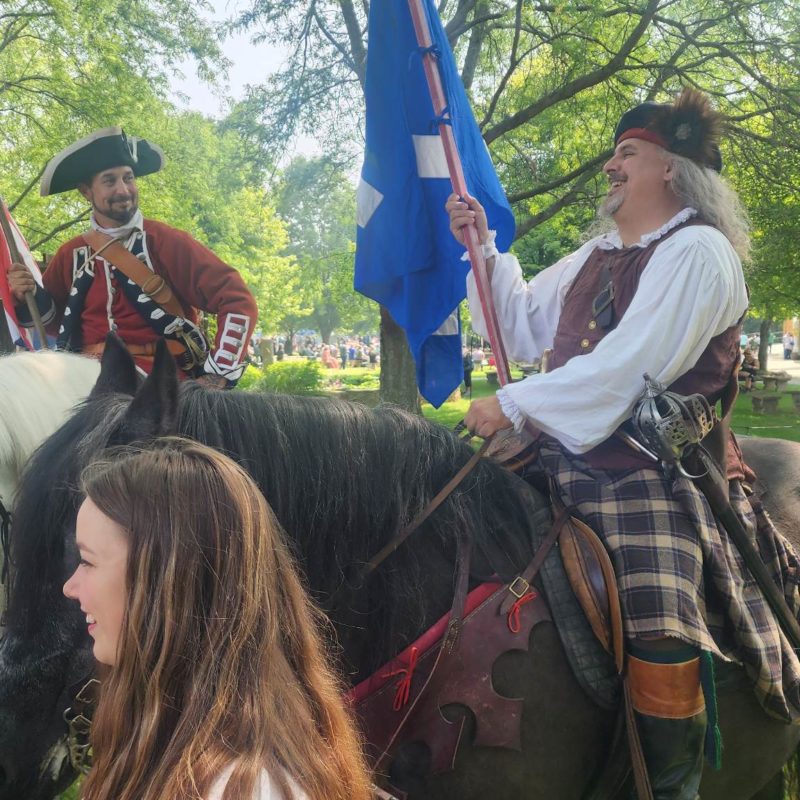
[
  {"left": 40, "top": 126, "right": 165, "bottom": 196},
  {"left": 614, "top": 88, "right": 725, "bottom": 172}
]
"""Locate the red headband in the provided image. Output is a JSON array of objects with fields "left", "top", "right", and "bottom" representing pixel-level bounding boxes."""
[{"left": 617, "top": 128, "right": 668, "bottom": 150}]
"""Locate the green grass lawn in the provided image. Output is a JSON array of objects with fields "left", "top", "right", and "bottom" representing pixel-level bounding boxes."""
[
  {"left": 421, "top": 368, "right": 516, "bottom": 429},
  {"left": 424, "top": 372, "right": 800, "bottom": 443},
  {"left": 731, "top": 389, "right": 800, "bottom": 442}
]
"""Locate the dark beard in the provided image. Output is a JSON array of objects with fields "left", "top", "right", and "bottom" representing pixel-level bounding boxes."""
[{"left": 96, "top": 201, "right": 138, "bottom": 225}]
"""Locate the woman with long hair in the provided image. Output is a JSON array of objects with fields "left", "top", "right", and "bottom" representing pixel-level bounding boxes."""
[{"left": 63, "top": 437, "right": 372, "bottom": 800}]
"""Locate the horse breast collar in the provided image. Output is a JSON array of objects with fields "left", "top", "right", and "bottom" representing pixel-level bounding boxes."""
[{"left": 349, "top": 580, "right": 550, "bottom": 794}]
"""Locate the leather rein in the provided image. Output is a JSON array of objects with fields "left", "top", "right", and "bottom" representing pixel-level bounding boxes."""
[{"left": 353, "top": 436, "right": 490, "bottom": 586}]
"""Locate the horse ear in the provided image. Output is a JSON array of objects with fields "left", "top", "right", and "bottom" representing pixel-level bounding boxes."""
[
  {"left": 89, "top": 333, "right": 139, "bottom": 398},
  {"left": 117, "top": 340, "right": 179, "bottom": 442}
]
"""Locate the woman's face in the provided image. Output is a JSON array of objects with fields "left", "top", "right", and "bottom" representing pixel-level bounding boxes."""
[{"left": 63, "top": 498, "right": 129, "bottom": 666}]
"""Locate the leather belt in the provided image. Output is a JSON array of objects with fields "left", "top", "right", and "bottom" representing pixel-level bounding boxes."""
[{"left": 83, "top": 339, "right": 186, "bottom": 358}]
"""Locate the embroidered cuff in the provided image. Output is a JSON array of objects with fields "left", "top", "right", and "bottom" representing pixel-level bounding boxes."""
[
  {"left": 204, "top": 355, "right": 245, "bottom": 384},
  {"left": 460, "top": 229, "right": 499, "bottom": 262},
  {"left": 497, "top": 387, "right": 526, "bottom": 433}
]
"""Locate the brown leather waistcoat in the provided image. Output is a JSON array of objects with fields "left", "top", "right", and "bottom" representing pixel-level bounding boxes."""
[{"left": 548, "top": 219, "right": 742, "bottom": 470}]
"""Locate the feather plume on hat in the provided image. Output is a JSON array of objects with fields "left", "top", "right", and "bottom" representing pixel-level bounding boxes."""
[
  {"left": 615, "top": 87, "right": 726, "bottom": 171},
  {"left": 651, "top": 87, "right": 725, "bottom": 168}
]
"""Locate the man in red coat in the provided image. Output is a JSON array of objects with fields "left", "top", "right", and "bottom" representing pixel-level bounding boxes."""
[{"left": 9, "top": 126, "right": 257, "bottom": 386}]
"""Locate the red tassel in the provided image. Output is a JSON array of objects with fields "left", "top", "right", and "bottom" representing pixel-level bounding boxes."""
[
  {"left": 507, "top": 591, "right": 537, "bottom": 633},
  {"left": 382, "top": 646, "right": 420, "bottom": 711}
]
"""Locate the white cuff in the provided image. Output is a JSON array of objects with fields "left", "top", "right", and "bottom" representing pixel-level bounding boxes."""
[
  {"left": 203, "top": 355, "right": 245, "bottom": 383},
  {"left": 460, "top": 229, "right": 499, "bottom": 262},
  {"left": 497, "top": 387, "right": 526, "bottom": 433}
]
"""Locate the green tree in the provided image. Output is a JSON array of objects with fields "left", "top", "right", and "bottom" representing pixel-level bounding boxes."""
[
  {"left": 0, "top": 0, "right": 225, "bottom": 243},
  {"left": 729, "top": 120, "right": 800, "bottom": 369},
  {"left": 275, "top": 156, "right": 377, "bottom": 345},
  {"left": 234, "top": 0, "right": 800, "bottom": 409}
]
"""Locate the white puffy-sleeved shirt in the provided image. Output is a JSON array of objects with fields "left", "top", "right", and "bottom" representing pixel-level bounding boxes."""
[
  {"left": 466, "top": 209, "right": 749, "bottom": 454},
  {"left": 207, "top": 764, "right": 308, "bottom": 800}
]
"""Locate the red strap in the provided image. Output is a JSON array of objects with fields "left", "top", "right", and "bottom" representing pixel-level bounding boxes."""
[
  {"left": 506, "top": 591, "right": 538, "bottom": 634},
  {"left": 382, "top": 647, "right": 420, "bottom": 711}
]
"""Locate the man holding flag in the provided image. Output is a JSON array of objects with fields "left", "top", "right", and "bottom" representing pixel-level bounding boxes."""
[
  {"left": 354, "top": 0, "right": 514, "bottom": 408},
  {"left": 449, "top": 89, "right": 800, "bottom": 797}
]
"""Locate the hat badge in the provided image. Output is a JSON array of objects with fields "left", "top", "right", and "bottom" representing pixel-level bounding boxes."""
[{"left": 674, "top": 122, "right": 692, "bottom": 141}]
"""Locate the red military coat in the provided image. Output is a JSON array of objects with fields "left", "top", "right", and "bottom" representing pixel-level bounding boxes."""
[{"left": 44, "top": 219, "right": 257, "bottom": 381}]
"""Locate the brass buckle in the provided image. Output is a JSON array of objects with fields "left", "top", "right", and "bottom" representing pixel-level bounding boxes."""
[
  {"left": 63, "top": 678, "right": 100, "bottom": 773},
  {"left": 508, "top": 576, "right": 530, "bottom": 598},
  {"left": 74, "top": 677, "right": 100, "bottom": 704}
]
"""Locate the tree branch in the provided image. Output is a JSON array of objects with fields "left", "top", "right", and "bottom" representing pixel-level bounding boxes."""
[
  {"left": 514, "top": 174, "right": 595, "bottom": 239},
  {"left": 28, "top": 210, "right": 91, "bottom": 253},
  {"left": 483, "top": 0, "right": 663, "bottom": 143},
  {"left": 338, "top": 0, "right": 366, "bottom": 88},
  {"left": 507, "top": 150, "right": 611, "bottom": 204},
  {"left": 8, "top": 162, "right": 46, "bottom": 212}
]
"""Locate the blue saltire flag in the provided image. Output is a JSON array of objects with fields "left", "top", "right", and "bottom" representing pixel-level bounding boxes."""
[{"left": 354, "top": 0, "right": 515, "bottom": 408}]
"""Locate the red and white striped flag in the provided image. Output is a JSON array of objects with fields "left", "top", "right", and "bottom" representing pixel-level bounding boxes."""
[{"left": 0, "top": 200, "right": 44, "bottom": 349}]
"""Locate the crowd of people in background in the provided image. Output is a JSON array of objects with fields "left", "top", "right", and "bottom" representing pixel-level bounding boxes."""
[
  {"left": 247, "top": 331, "right": 380, "bottom": 370},
  {"left": 737, "top": 330, "right": 797, "bottom": 361}
]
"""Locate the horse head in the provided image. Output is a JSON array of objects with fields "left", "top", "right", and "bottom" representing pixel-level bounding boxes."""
[{"left": 0, "top": 335, "right": 178, "bottom": 799}]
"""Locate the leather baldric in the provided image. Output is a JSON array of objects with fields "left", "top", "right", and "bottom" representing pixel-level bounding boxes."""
[{"left": 82, "top": 229, "right": 185, "bottom": 317}]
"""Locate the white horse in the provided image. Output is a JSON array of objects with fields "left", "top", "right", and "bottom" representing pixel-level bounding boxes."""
[
  {"left": 0, "top": 350, "right": 99, "bottom": 625},
  {"left": 0, "top": 350, "right": 100, "bottom": 511}
]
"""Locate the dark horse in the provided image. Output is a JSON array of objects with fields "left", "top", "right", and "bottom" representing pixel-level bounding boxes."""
[{"left": 0, "top": 341, "right": 798, "bottom": 800}]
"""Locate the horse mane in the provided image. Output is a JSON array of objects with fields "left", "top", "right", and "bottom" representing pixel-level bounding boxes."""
[
  {"left": 9, "top": 384, "right": 548, "bottom": 675},
  {"left": 0, "top": 352, "right": 99, "bottom": 502}
]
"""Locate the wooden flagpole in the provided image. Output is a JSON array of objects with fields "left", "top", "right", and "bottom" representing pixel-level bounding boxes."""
[
  {"left": 406, "top": 0, "right": 512, "bottom": 387},
  {"left": 0, "top": 199, "right": 49, "bottom": 349}
]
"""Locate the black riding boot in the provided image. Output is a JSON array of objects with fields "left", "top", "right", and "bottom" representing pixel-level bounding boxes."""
[
  {"left": 634, "top": 707, "right": 706, "bottom": 799},
  {"left": 628, "top": 649, "right": 707, "bottom": 800}
]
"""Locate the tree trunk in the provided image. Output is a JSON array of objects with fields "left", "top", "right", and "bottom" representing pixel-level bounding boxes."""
[
  {"left": 284, "top": 328, "right": 295, "bottom": 355},
  {"left": 0, "top": 303, "right": 14, "bottom": 354},
  {"left": 379, "top": 306, "right": 421, "bottom": 413},
  {"left": 758, "top": 318, "right": 771, "bottom": 373}
]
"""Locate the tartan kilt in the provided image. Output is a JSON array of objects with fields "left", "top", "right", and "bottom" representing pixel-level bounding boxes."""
[{"left": 536, "top": 440, "right": 800, "bottom": 723}]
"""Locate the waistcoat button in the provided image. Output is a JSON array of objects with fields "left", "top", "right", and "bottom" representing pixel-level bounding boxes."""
[
  {"left": 588, "top": 320, "right": 597, "bottom": 330},
  {"left": 581, "top": 338, "right": 590, "bottom": 349}
]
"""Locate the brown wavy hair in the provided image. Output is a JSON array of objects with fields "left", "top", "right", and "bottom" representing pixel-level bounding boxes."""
[{"left": 78, "top": 437, "right": 371, "bottom": 800}]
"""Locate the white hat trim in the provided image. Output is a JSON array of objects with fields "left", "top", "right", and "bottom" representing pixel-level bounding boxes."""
[{"left": 40, "top": 125, "right": 125, "bottom": 197}]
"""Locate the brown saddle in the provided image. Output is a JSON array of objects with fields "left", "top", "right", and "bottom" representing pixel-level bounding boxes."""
[{"left": 558, "top": 509, "right": 625, "bottom": 673}]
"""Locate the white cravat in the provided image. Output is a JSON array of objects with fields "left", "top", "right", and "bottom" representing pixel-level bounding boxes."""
[{"left": 90, "top": 209, "right": 144, "bottom": 238}]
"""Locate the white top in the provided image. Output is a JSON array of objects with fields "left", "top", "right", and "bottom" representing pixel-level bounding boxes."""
[
  {"left": 466, "top": 209, "right": 748, "bottom": 454},
  {"left": 206, "top": 763, "right": 308, "bottom": 800}
]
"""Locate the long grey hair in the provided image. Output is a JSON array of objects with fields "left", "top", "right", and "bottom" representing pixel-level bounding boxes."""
[{"left": 668, "top": 151, "right": 751, "bottom": 261}]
